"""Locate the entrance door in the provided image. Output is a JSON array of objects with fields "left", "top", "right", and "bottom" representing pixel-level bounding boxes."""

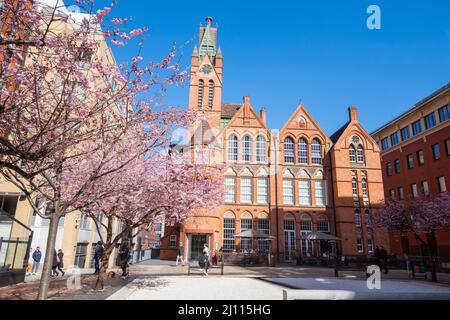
[
  {"left": 188, "top": 234, "right": 208, "bottom": 262},
  {"left": 284, "top": 231, "right": 296, "bottom": 261}
]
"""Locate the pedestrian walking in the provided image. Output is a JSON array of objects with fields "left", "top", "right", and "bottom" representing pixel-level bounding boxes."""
[
  {"left": 176, "top": 241, "right": 185, "bottom": 266},
  {"left": 118, "top": 240, "right": 131, "bottom": 279},
  {"left": 57, "top": 249, "right": 65, "bottom": 277},
  {"left": 202, "top": 243, "right": 211, "bottom": 276},
  {"left": 93, "top": 241, "right": 104, "bottom": 275},
  {"left": 380, "top": 246, "right": 389, "bottom": 274},
  {"left": 51, "top": 250, "right": 60, "bottom": 277},
  {"left": 31, "top": 247, "right": 42, "bottom": 275}
]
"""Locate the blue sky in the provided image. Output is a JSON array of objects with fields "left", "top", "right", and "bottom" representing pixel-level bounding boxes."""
[{"left": 97, "top": 0, "right": 449, "bottom": 135}]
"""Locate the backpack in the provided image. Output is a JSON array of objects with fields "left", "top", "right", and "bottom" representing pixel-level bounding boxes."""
[{"left": 198, "top": 254, "right": 207, "bottom": 267}]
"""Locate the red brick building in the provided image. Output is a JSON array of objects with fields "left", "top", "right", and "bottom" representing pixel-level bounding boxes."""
[
  {"left": 159, "top": 17, "right": 389, "bottom": 263},
  {"left": 371, "top": 83, "right": 450, "bottom": 271}
]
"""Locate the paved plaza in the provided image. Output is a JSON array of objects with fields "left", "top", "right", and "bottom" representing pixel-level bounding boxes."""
[{"left": 3, "top": 259, "right": 450, "bottom": 300}]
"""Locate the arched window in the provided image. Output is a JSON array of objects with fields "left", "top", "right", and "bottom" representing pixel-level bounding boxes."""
[
  {"left": 284, "top": 137, "right": 295, "bottom": 164},
  {"left": 208, "top": 80, "right": 214, "bottom": 110},
  {"left": 349, "top": 144, "right": 356, "bottom": 163},
  {"left": 242, "top": 135, "right": 253, "bottom": 162},
  {"left": 362, "top": 178, "right": 369, "bottom": 198},
  {"left": 240, "top": 172, "right": 253, "bottom": 204},
  {"left": 223, "top": 212, "right": 236, "bottom": 252},
  {"left": 365, "top": 209, "right": 371, "bottom": 228},
  {"left": 283, "top": 171, "right": 295, "bottom": 205},
  {"left": 311, "top": 139, "right": 322, "bottom": 165},
  {"left": 227, "top": 135, "right": 238, "bottom": 162},
  {"left": 352, "top": 177, "right": 359, "bottom": 199},
  {"left": 317, "top": 215, "right": 330, "bottom": 234},
  {"left": 298, "top": 171, "right": 311, "bottom": 206},
  {"left": 298, "top": 138, "right": 309, "bottom": 164},
  {"left": 300, "top": 214, "right": 313, "bottom": 257},
  {"left": 197, "top": 80, "right": 204, "bottom": 110},
  {"left": 284, "top": 214, "right": 296, "bottom": 261},
  {"left": 355, "top": 210, "right": 362, "bottom": 227},
  {"left": 256, "top": 136, "right": 267, "bottom": 162},
  {"left": 240, "top": 212, "right": 253, "bottom": 252},
  {"left": 258, "top": 213, "right": 270, "bottom": 252},
  {"left": 357, "top": 145, "right": 365, "bottom": 163}
]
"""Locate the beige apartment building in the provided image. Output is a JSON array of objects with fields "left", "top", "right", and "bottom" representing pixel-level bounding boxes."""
[{"left": 0, "top": 0, "right": 149, "bottom": 284}]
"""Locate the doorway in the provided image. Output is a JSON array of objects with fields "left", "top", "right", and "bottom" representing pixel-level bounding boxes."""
[{"left": 188, "top": 234, "right": 209, "bottom": 262}]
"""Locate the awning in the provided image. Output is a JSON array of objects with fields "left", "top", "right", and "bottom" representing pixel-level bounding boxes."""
[
  {"left": 234, "top": 230, "right": 275, "bottom": 239},
  {"left": 306, "top": 232, "right": 342, "bottom": 242}
]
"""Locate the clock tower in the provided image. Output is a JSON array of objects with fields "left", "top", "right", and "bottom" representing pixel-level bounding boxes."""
[{"left": 188, "top": 17, "right": 223, "bottom": 146}]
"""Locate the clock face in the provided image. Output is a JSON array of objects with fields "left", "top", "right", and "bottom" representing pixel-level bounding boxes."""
[{"left": 200, "top": 64, "right": 213, "bottom": 75}]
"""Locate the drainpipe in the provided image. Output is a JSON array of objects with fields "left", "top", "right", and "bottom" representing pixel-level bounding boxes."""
[
  {"left": 328, "top": 150, "right": 340, "bottom": 276},
  {"left": 328, "top": 151, "right": 339, "bottom": 244},
  {"left": 272, "top": 133, "right": 280, "bottom": 262}
]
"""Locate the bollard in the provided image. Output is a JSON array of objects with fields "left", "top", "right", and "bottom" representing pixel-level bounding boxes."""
[
  {"left": 188, "top": 263, "right": 190, "bottom": 276},
  {"left": 334, "top": 268, "right": 339, "bottom": 278},
  {"left": 221, "top": 262, "right": 224, "bottom": 276}
]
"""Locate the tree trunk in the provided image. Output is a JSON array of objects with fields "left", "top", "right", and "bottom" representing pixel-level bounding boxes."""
[
  {"left": 94, "top": 246, "right": 114, "bottom": 291},
  {"left": 427, "top": 233, "right": 438, "bottom": 282},
  {"left": 37, "top": 213, "right": 61, "bottom": 300}
]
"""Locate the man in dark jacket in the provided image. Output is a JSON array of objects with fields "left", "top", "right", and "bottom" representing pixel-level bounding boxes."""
[
  {"left": 31, "top": 247, "right": 42, "bottom": 275},
  {"left": 51, "top": 250, "right": 60, "bottom": 277},
  {"left": 380, "top": 246, "right": 389, "bottom": 274},
  {"left": 176, "top": 241, "right": 185, "bottom": 266},
  {"left": 118, "top": 241, "right": 130, "bottom": 279},
  {"left": 94, "top": 241, "right": 105, "bottom": 275},
  {"left": 57, "top": 249, "right": 65, "bottom": 277}
]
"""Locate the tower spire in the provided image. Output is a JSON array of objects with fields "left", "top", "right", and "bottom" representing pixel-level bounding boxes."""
[{"left": 199, "top": 16, "right": 217, "bottom": 62}]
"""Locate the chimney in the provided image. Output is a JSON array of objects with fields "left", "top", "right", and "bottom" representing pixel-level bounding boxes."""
[
  {"left": 348, "top": 106, "right": 359, "bottom": 122},
  {"left": 244, "top": 96, "right": 251, "bottom": 106},
  {"left": 260, "top": 108, "right": 267, "bottom": 125}
]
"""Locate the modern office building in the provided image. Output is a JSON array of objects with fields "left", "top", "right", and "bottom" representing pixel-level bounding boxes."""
[{"left": 372, "top": 83, "right": 450, "bottom": 271}]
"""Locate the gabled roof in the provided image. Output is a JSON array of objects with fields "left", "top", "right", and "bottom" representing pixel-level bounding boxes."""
[
  {"left": 221, "top": 103, "right": 242, "bottom": 119},
  {"left": 280, "top": 103, "right": 331, "bottom": 145},
  {"left": 330, "top": 122, "right": 350, "bottom": 144}
]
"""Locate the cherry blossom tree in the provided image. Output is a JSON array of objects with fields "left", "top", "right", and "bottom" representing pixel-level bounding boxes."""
[
  {"left": 371, "top": 193, "right": 450, "bottom": 282},
  {"left": 77, "top": 152, "right": 223, "bottom": 291},
  {"left": 0, "top": 0, "right": 193, "bottom": 299}
]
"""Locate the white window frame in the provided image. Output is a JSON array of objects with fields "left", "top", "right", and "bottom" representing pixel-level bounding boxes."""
[
  {"left": 315, "top": 180, "right": 326, "bottom": 207},
  {"left": 311, "top": 139, "right": 323, "bottom": 165},
  {"left": 256, "top": 136, "right": 267, "bottom": 163},
  {"left": 169, "top": 235, "right": 177, "bottom": 248},
  {"left": 227, "top": 135, "right": 238, "bottom": 162},
  {"left": 224, "top": 177, "right": 236, "bottom": 203},
  {"left": 242, "top": 136, "right": 253, "bottom": 162},
  {"left": 257, "top": 177, "right": 269, "bottom": 205},
  {"left": 284, "top": 138, "right": 295, "bottom": 164},
  {"left": 223, "top": 217, "right": 236, "bottom": 252},
  {"left": 298, "top": 139, "right": 309, "bottom": 164},
  {"left": 299, "top": 180, "right": 311, "bottom": 206},
  {"left": 240, "top": 177, "right": 253, "bottom": 204},
  {"left": 283, "top": 179, "right": 295, "bottom": 205}
]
